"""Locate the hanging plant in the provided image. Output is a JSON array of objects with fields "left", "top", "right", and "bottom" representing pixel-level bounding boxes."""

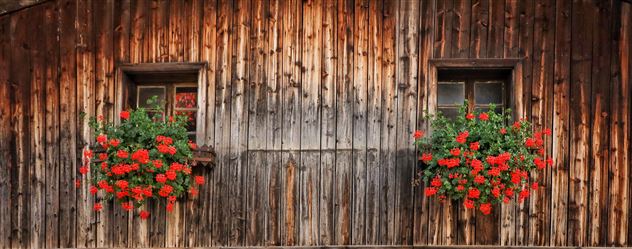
[
  {"left": 79, "top": 100, "right": 203, "bottom": 219},
  {"left": 414, "top": 102, "right": 553, "bottom": 215}
]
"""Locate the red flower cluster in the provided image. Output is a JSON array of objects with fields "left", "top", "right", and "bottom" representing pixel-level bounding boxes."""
[
  {"left": 414, "top": 107, "right": 554, "bottom": 215},
  {"left": 80, "top": 110, "right": 204, "bottom": 219}
]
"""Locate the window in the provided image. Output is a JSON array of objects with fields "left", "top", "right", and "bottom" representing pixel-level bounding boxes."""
[
  {"left": 436, "top": 69, "right": 511, "bottom": 119},
  {"left": 136, "top": 83, "right": 198, "bottom": 141},
  {"left": 115, "top": 63, "right": 208, "bottom": 144}
]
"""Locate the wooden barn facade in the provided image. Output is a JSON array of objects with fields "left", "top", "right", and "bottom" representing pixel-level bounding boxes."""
[{"left": 0, "top": 0, "right": 631, "bottom": 248}]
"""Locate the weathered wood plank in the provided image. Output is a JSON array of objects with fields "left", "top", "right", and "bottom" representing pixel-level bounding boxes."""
[
  {"left": 469, "top": 0, "right": 488, "bottom": 58},
  {"left": 587, "top": 1, "right": 612, "bottom": 246},
  {"left": 528, "top": 0, "right": 555, "bottom": 245},
  {"left": 352, "top": 0, "right": 368, "bottom": 244},
  {"left": 130, "top": 0, "right": 148, "bottom": 64},
  {"left": 319, "top": 0, "right": 337, "bottom": 245},
  {"left": 487, "top": 0, "right": 504, "bottom": 58},
  {"left": 265, "top": 1, "right": 283, "bottom": 241},
  {"left": 550, "top": 0, "right": 572, "bottom": 245},
  {"left": 168, "top": 0, "right": 184, "bottom": 62},
  {"left": 76, "top": 0, "right": 96, "bottom": 247},
  {"left": 568, "top": 0, "right": 593, "bottom": 246},
  {"left": 114, "top": 0, "right": 131, "bottom": 64},
  {"left": 366, "top": 0, "right": 382, "bottom": 245},
  {"left": 379, "top": 0, "right": 397, "bottom": 244},
  {"left": 0, "top": 14, "right": 12, "bottom": 249},
  {"left": 608, "top": 2, "right": 630, "bottom": 246},
  {"left": 57, "top": 0, "right": 77, "bottom": 246},
  {"left": 395, "top": 0, "right": 419, "bottom": 245},
  {"left": 433, "top": 0, "right": 453, "bottom": 58},
  {"left": 165, "top": 200, "right": 185, "bottom": 247},
  {"left": 333, "top": 0, "right": 353, "bottom": 245},
  {"left": 214, "top": 0, "right": 232, "bottom": 245},
  {"left": 149, "top": 0, "right": 168, "bottom": 62},
  {"left": 27, "top": 6, "right": 46, "bottom": 249},
  {"left": 194, "top": 0, "right": 217, "bottom": 247},
  {"left": 245, "top": 0, "right": 268, "bottom": 244},
  {"left": 516, "top": 0, "right": 534, "bottom": 245},
  {"left": 229, "top": 0, "right": 251, "bottom": 245},
  {"left": 413, "top": 0, "right": 432, "bottom": 245},
  {"left": 452, "top": 0, "right": 470, "bottom": 58}
]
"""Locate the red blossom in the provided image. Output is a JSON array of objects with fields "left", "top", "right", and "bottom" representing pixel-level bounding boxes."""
[
  {"left": 131, "top": 149, "right": 150, "bottom": 164},
  {"left": 413, "top": 130, "right": 424, "bottom": 139},
  {"left": 84, "top": 149, "right": 93, "bottom": 159},
  {"left": 94, "top": 203, "right": 103, "bottom": 212},
  {"left": 109, "top": 139, "right": 120, "bottom": 147},
  {"left": 425, "top": 187, "right": 438, "bottom": 197},
  {"left": 464, "top": 199, "right": 475, "bottom": 209},
  {"left": 79, "top": 166, "right": 89, "bottom": 175},
  {"left": 500, "top": 128, "right": 507, "bottom": 134},
  {"left": 116, "top": 150, "right": 129, "bottom": 159},
  {"left": 450, "top": 148, "right": 461, "bottom": 156},
  {"left": 90, "top": 186, "right": 98, "bottom": 195},
  {"left": 467, "top": 188, "right": 480, "bottom": 199},
  {"left": 421, "top": 153, "right": 433, "bottom": 163},
  {"left": 120, "top": 111, "right": 130, "bottom": 120},
  {"left": 479, "top": 112, "right": 489, "bottom": 121},
  {"left": 430, "top": 176, "right": 442, "bottom": 187},
  {"left": 96, "top": 134, "right": 108, "bottom": 144},
  {"left": 156, "top": 174, "right": 167, "bottom": 183},
  {"left": 139, "top": 210, "right": 150, "bottom": 220},
  {"left": 469, "top": 142, "right": 479, "bottom": 151},
  {"left": 195, "top": 176, "right": 205, "bottom": 185},
  {"left": 479, "top": 203, "right": 492, "bottom": 215},
  {"left": 466, "top": 113, "right": 475, "bottom": 120}
]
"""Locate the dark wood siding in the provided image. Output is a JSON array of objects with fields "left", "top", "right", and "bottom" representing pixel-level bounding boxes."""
[{"left": 0, "top": 0, "right": 631, "bottom": 247}]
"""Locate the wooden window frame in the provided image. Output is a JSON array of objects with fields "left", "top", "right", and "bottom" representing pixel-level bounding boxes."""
[
  {"left": 428, "top": 58, "right": 525, "bottom": 120},
  {"left": 115, "top": 62, "right": 208, "bottom": 144}
]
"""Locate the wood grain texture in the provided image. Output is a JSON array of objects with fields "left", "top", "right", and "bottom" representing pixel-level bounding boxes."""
[{"left": 0, "top": 0, "right": 630, "bottom": 247}]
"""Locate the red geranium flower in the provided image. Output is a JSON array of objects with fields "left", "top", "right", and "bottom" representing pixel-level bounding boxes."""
[
  {"left": 79, "top": 166, "right": 89, "bottom": 175},
  {"left": 430, "top": 176, "right": 442, "bottom": 187},
  {"left": 139, "top": 210, "right": 150, "bottom": 220},
  {"left": 96, "top": 134, "right": 107, "bottom": 144},
  {"left": 450, "top": 148, "right": 461, "bottom": 156},
  {"left": 413, "top": 130, "right": 424, "bottom": 139},
  {"left": 156, "top": 174, "right": 167, "bottom": 183},
  {"left": 109, "top": 139, "right": 120, "bottom": 147},
  {"left": 117, "top": 150, "right": 129, "bottom": 159},
  {"left": 421, "top": 153, "right": 432, "bottom": 163},
  {"left": 500, "top": 128, "right": 507, "bottom": 134},
  {"left": 90, "top": 186, "right": 98, "bottom": 195},
  {"left": 120, "top": 111, "right": 130, "bottom": 120},
  {"left": 479, "top": 112, "right": 489, "bottom": 121},
  {"left": 467, "top": 188, "right": 480, "bottom": 199},
  {"left": 94, "top": 203, "right": 103, "bottom": 212},
  {"left": 469, "top": 142, "right": 479, "bottom": 151},
  {"left": 83, "top": 149, "right": 93, "bottom": 159},
  {"left": 464, "top": 199, "right": 475, "bottom": 209},
  {"left": 195, "top": 175, "right": 205, "bottom": 185},
  {"left": 466, "top": 113, "right": 475, "bottom": 120},
  {"left": 425, "top": 187, "right": 437, "bottom": 197},
  {"left": 479, "top": 203, "right": 492, "bottom": 215}
]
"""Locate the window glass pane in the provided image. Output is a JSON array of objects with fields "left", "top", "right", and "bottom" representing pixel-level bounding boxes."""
[
  {"left": 175, "top": 87, "right": 197, "bottom": 109},
  {"left": 438, "top": 107, "right": 460, "bottom": 120},
  {"left": 138, "top": 87, "right": 166, "bottom": 109},
  {"left": 175, "top": 110, "right": 197, "bottom": 132},
  {"left": 437, "top": 82, "right": 465, "bottom": 105},
  {"left": 474, "top": 82, "right": 504, "bottom": 105},
  {"left": 475, "top": 106, "right": 503, "bottom": 115}
]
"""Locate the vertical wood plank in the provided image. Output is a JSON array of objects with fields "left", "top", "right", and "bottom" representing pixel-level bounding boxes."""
[
  {"left": 0, "top": 15, "right": 12, "bottom": 249},
  {"left": 76, "top": 0, "right": 96, "bottom": 247},
  {"left": 334, "top": 0, "right": 353, "bottom": 245},
  {"left": 245, "top": 0, "right": 268, "bottom": 244},
  {"left": 395, "top": 0, "right": 419, "bottom": 245},
  {"left": 568, "top": 0, "right": 593, "bottom": 246},
  {"left": 57, "top": 0, "right": 77, "bottom": 246},
  {"left": 229, "top": 0, "right": 250, "bottom": 245},
  {"left": 26, "top": 6, "right": 46, "bottom": 249},
  {"left": 528, "top": 0, "right": 555, "bottom": 245},
  {"left": 320, "top": 0, "right": 337, "bottom": 245},
  {"left": 114, "top": 0, "right": 131, "bottom": 64},
  {"left": 516, "top": 0, "right": 534, "bottom": 245},
  {"left": 379, "top": 0, "right": 397, "bottom": 244},
  {"left": 433, "top": 0, "right": 453, "bottom": 58},
  {"left": 365, "top": 0, "right": 382, "bottom": 245},
  {"left": 194, "top": 0, "right": 216, "bottom": 247},
  {"left": 9, "top": 9, "right": 30, "bottom": 247},
  {"left": 608, "top": 2, "right": 630, "bottom": 246},
  {"left": 149, "top": 0, "right": 169, "bottom": 62},
  {"left": 351, "top": 0, "right": 368, "bottom": 244},
  {"left": 168, "top": 0, "right": 184, "bottom": 62},
  {"left": 452, "top": 0, "right": 470, "bottom": 58},
  {"left": 300, "top": 0, "right": 322, "bottom": 245},
  {"left": 587, "top": 1, "right": 612, "bottom": 246},
  {"left": 551, "top": 0, "right": 572, "bottom": 245},
  {"left": 470, "top": 0, "right": 488, "bottom": 58},
  {"left": 265, "top": 0, "right": 283, "bottom": 245},
  {"left": 414, "top": 0, "right": 432, "bottom": 245},
  {"left": 213, "top": 0, "right": 232, "bottom": 245},
  {"left": 487, "top": 0, "right": 504, "bottom": 58},
  {"left": 43, "top": 5, "right": 61, "bottom": 247},
  {"left": 130, "top": 0, "right": 149, "bottom": 64}
]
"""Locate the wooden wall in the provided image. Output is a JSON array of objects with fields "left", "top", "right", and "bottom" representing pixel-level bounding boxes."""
[{"left": 0, "top": 0, "right": 631, "bottom": 247}]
